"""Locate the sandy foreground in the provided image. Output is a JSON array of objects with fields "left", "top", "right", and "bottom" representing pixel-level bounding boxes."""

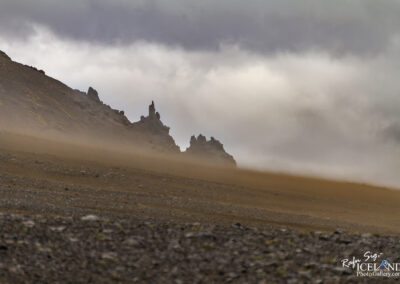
[{"left": 0, "top": 131, "right": 400, "bottom": 283}]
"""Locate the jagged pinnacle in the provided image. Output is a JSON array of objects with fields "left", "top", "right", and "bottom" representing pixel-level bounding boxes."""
[{"left": 149, "top": 100, "right": 156, "bottom": 117}]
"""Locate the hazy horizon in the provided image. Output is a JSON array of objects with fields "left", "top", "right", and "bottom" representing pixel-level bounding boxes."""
[{"left": 1, "top": 0, "right": 400, "bottom": 188}]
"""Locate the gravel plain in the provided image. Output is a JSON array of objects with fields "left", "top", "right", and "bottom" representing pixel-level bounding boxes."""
[{"left": 1, "top": 213, "right": 400, "bottom": 283}]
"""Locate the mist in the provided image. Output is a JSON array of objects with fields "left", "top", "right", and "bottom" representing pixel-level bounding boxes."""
[{"left": 1, "top": 3, "right": 400, "bottom": 188}]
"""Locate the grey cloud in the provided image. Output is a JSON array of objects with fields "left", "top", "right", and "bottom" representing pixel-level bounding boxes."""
[
  {"left": 383, "top": 123, "right": 400, "bottom": 144},
  {"left": 1, "top": 6, "right": 400, "bottom": 188},
  {"left": 1, "top": 0, "right": 400, "bottom": 55}
]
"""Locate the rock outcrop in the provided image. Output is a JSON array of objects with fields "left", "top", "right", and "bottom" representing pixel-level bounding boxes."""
[
  {"left": 132, "top": 101, "right": 170, "bottom": 135},
  {"left": 130, "top": 101, "right": 180, "bottom": 153},
  {"left": 184, "top": 134, "right": 236, "bottom": 166},
  {"left": 0, "top": 50, "right": 11, "bottom": 61},
  {"left": 87, "top": 87, "right": 101, "bottom": 103}
]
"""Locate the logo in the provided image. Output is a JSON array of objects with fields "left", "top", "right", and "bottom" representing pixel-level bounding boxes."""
[{"left": 340, "top": 251, "right": 400, "bottom": 278}]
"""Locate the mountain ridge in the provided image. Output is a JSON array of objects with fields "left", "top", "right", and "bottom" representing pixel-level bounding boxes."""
[{"left": 0, "top": 50, "right": 236, "bottom": 166}]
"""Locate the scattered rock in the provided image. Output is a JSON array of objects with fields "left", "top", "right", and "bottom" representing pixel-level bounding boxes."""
[
  {"left": 0, "top": 213, "right": 396, "bottom": 283},
  {"left": 361, "top": 233, "right": 373, "bottom": 238},
  {"left": 101, "top": 252, "right": 117, "bottom": 260},
  {"left": 23, "top": 220, "right": 35, "bottom": 228},
  {"left": 232, "top": 222, "right": 242, "bottom": 228},
  {"left": 185, "top": 231, "right": 216, "bottom": 240},
  {"left": 123, "top": 238, "right": 141, "bottom": 247},
  {"left": 68, "top": 237, "right": 79, "bottom": 242},
  {"left": 81, "top": 215, "right": 99, "bottom": 221},
  {"left": 49, "top": 226, "right": 66, "bottom": 232}
]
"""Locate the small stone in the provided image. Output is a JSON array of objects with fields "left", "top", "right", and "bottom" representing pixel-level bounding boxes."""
[
  {"left": 298, "top": 270, "right": 311, "bottom": 279},
  {"left": 304, "top": 262, "right": 318, "bottom": 269},
  {"left": 81, "top": 215, "right": 99, "bottom": 221},
  {"left": 227, "top": 272, "right": 239, "bottom": 279},
  {"left": 23, "top": 220, "right": 35, "bottom": 228},
  {"left": 333, "top": 267, "right": 352, "bottom": 275},
  {"left": 337, "top": 237, "right": 352, "bottom": 244},
  {"left": 319, "top": 234, "right": 329, "bottom": 241},
  {"left": 333, "top": 229, "right": 343, "bottom": 235},
  {"left": 185, "top": 232, "right": 216, "bottom": 240},
  {"left": 124, "top": 238, "right": 141, "bottom": 247},
  {"left": 264, "top": 260, "right": 279, "bottom": 267},
  {"left": 8, "top": 266, "right": 22, "bottom": 274},
  {"left": 361, "top": 233, "right": 373, "bottom": 238},
  {"left": 169, "top": 240, "right": 182, "bottom": 250},
  {"left": 171, "top": 266, "right": 179, "bottom": 276},
  {"left": 102, "top": 252, "right": 117, "bottom": 260},
  {"left": 232, "top": 222, "right": 242, "bottom": 228},
  {"left": 49, "top": 226, "right": 66, "bottom": 232}
]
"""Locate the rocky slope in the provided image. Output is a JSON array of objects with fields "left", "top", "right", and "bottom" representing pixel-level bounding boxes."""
[
  {"left": 0, "top": 50, "right": 180, "bottom": 153},
  {"left": 0, "top": 50, "right": 234, "bottom": 162}
]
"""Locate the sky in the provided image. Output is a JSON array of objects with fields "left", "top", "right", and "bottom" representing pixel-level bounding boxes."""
[{"left": 1, "top": 0, "right": 400, "bottom": 187}]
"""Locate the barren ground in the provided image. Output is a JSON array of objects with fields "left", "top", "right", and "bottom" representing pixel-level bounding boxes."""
[
  {"left": 1, "top": 131, "right": 400, "bottom": 283},
  {"left": 0, "top": 131, "right": 399, "bottom": 235}
]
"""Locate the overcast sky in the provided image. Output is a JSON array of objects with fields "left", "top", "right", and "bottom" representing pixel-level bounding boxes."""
[{"left": 1, "top": 0, "right": 400, "bottom": 187}]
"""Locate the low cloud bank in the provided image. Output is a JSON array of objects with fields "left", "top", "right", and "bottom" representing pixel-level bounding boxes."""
[{"left": 1, "top": 26, "right": 400, "bottom": 187}]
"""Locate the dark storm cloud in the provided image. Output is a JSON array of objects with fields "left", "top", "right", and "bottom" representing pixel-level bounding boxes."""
[{"left": 1, "top": 0, "right": 400, "bottom": 55}]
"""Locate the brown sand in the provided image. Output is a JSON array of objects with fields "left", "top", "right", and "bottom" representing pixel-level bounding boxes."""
[{"left": 0, "top": 130, "right": 399, "bottom": 235}]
